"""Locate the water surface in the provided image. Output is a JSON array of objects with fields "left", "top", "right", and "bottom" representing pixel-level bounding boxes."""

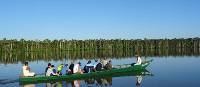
[{"left": 0, "top": 56, "right": 200, "bottom": 87}]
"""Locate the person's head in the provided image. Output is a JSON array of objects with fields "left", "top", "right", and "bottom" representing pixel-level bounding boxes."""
[
  {"left": 48, "top": 63, "right": 51, "bottom": 67},
  {"left": 24, "top": 62, "right": 28, "bottom": 66},
  {"left": 60, "top": 64, "right": 64, "bottom": 67},
  {"left": 65, "top": 64, "right": 68, "bottom": 67},
  {"left": 135, "top": 55, "right": 139, "bottom": 59},
  {"left": 78, "top": 62, "right": 81, "bottom": 66},
  {"left": 87, "top": 60, "right": 91, "bottom": 64},
  {"left": 51, "top": 65, "right": 54, "bottom": 68}
]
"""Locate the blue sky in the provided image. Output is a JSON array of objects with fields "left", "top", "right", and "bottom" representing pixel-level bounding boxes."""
[{"left": 0, "top": 0, "right": 200, "bottom": 40}]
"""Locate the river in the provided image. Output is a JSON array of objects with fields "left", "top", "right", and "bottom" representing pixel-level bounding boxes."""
[{"left": 0, "top": 55, "right": 200, "bottom": 87}]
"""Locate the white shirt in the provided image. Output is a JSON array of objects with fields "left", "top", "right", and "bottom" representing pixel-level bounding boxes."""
[
  {"left": 135, "top": 57, "right": 142, "bottom": 65},
  {"left": 86, "top": 63, "right": 93, "bottom": 67},
  {"left": 46, "top": 68, "right": 52, "bottom": 76},
  {"left": 22, "top": 65, "right": 35, "bottom": 76},
  {"left": 23, "top": 66, "right": 30, "bottom": 76},
  {"left": 73, "top": 64, "right": 79, "bottom": 73},
  {"left": 102, "top": 60, "right": 108, "bottom": 67}
]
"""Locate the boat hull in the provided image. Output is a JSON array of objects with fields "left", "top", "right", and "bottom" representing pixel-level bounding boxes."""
[{"left": 19, "top": 59, "right": 153, "bottom": 85}]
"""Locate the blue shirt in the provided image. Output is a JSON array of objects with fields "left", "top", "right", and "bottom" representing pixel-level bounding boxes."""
[{"left": 61, "top": 65, "right": 68, "bottom": 75}]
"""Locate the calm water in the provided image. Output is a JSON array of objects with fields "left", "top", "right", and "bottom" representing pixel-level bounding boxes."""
[{"left": 0, "top": 56, "right": 200, "bottom": 87}]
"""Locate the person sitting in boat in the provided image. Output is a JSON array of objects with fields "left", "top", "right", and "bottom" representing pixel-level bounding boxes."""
[
  {"left": 22, "top": 61, "right": 35, "bottom": 77},
  {"left": 95, "top": 62, "right": 103, "bottom": 71},
  {"left": 62, "top": 64, "right": 69, "bottom": 75},
  {"left": 46, "top": 65, "right": 59, "bottom": 76},
  {"left": 135, "top": 55, "right": 142, "bottom": 65},
  {"left": 73, "top": 62, "right": 83, "bottom": 74},
  {"left": 84, "top": 60, "right": 94, "bottom": 73},
  {"left": 57, "top": 64, "right": 64, "bottom": 75},
  {"left": 69, "top": 63, "right": 74, "bottom": 74},
  {"left": 101, "top": 58, "right": 108, "bottom": 67},
  {"left": 104, "top": 60, "right": 112, "bottom": 70},
  {"left": 45, "top": 63, "right": 51, "bottom": 76}
]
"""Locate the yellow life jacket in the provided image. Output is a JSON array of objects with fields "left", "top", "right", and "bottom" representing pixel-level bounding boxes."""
[{"left": 57, "top": 65, "right": 64, "bottom": 72}]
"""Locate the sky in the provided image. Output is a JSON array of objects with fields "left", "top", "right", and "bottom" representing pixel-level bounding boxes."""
[{"left": 0, "top": 0, "right": 200, "bottom": 40}]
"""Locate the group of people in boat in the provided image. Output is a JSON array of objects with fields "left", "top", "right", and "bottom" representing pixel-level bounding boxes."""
[
  {"left": 44, "top": 59, "right": 113, "bottom": 76},
  {"left": 22, "top": 58, "right": 114, "bottom": 77},
  {"left": 22, "top": 56, "right": 142, "bottom": 77}
]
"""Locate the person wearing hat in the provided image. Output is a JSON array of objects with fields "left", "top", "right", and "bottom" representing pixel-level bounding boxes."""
[{"left": 73, "top": 62, "right": 83, "bottom": 74}]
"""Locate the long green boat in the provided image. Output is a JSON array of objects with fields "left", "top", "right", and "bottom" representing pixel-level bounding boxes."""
[{"left": 19, "top": 59, "right": 153, "bottom": 85}]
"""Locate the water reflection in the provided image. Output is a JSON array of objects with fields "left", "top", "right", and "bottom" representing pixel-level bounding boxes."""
[
  {"left": 85, "top": 77, "right": 112, "bottom": 87},
  {"left": 136, "top": 75, "right": 142, "bottom": 86},
  {"left": 22, "top": 84, "right": 35, "bottom": 87},
  {"left": 1, "top": 48, "right": 200, "bottom": 64}
]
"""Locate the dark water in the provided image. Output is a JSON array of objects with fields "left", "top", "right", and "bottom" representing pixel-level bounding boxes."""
[{"left": 0, "top": 56, "right": 200, "bottom": 87}]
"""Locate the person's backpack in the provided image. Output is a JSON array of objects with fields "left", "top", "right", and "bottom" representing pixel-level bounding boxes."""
[{"left": 96, "top": 63, "right": 102, "bottom": 71}]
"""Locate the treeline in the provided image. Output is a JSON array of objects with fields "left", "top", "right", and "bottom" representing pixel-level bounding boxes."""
[
  {"left": 0, "top": 37, "right": 200, "bottom": 64},
  {"left": 0, "top": 37, "right": 200, "bottom": 52}
]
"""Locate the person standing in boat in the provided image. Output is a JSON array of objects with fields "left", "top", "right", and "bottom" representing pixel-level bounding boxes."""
[
  {"left": 135, "top": 55, "right": 142, "bottom": 65},
  {"left": 22, "top": 61, "right": 35, "bottom": 77}
]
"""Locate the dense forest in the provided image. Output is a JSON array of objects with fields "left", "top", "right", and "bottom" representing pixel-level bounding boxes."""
[{"left": 0, "top": 37, "right": 200, "bottom": 63}]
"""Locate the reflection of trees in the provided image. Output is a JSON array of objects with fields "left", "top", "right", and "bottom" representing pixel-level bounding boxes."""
[
  {"left": 0, "top": 38, "right": 200, "bottom": 64},
  {"left": 1, "top": 48, "right": 200, "bottom": 64}
]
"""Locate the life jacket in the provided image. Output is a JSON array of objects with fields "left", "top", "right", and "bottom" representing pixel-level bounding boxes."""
[{"left": 57, "top": 65, "right": 64, "bottom": 72}]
